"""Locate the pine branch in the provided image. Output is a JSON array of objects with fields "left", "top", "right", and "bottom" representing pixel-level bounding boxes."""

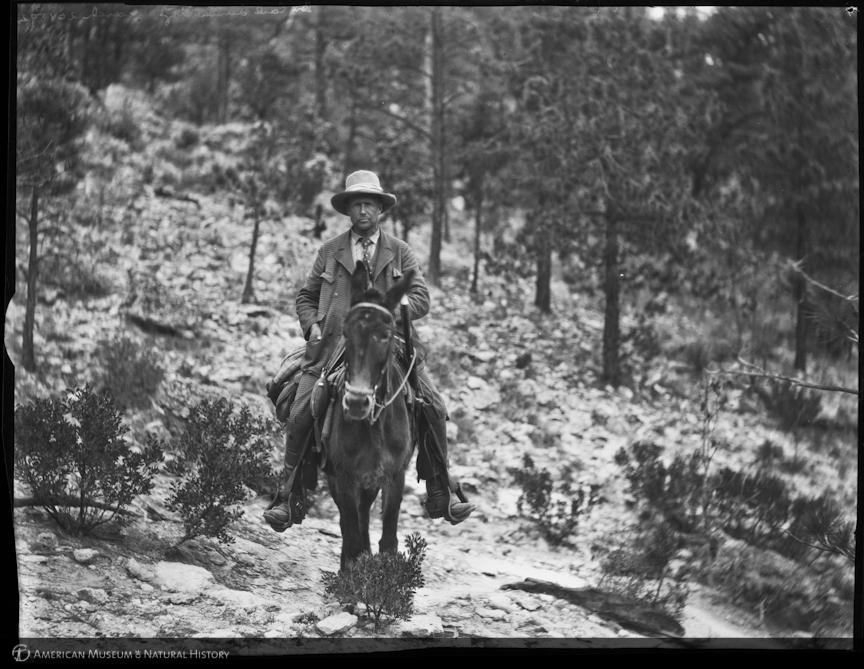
[
  {"left": 784, "top": 529, "right": 856, "bottom": 563},
  {"left": 706, "top": 358, "right": 858, "bottom": 396},
  {"left": 787, "top": 259, "right": 859, "bottom": 303}
]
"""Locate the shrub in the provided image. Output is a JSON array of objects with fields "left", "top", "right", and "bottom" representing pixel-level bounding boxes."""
[
  {"left": 14, "top": 386, "right": 163, "bottom": 534},
  {"left": 753, "top": 439, "right": 785, "bottom": 469},
  {"left": 321, "top": 533, "right": 427, "bottom": 628},
  {"left": 711, "top": 542, "right": 853, "bottom": 634},
  {"left": 99, "top": 98, "right": 142, "bottom": 149},
  {"left": 166, "top": 398, "right": 277, "bottom": 544},
  {"left": 614, "top": 441, "right": 707, "bottom": 533},
  {"left": 713, "top": 466, "right": 791, "bottom": 547},
  {"left": 758, "top": 380, "right": 822, "bottom": 432},
  {"left": 510, "top": 454, "right": 598, "bottom": 546},
  {"left": 40, "top": 249, "right": 113, "bottom": 300},
  {"left": 599, "top": 515, "right": 690, "bottom": 620},
  {"left": 95, "top": 335, "right": 165, "bottom": 410},
  {"left": 174, "top": 127, "right": 200, "bottom": 150}
]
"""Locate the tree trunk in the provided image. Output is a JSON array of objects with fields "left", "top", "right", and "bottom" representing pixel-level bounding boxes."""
[
  {"left": 242, "top": 206, "right": 261, "bottom": 304},
  {"left": 314, "top": 6, "right": 328, "bottom": 122},
  {"left": 23, "top": 187, "right": 39, "bottom": 372},
  {"left": 602, "top": 213, "right": 621, "bottom": 386},
  {"left": 428, "top": 7, "right": 445, "bottom": 286},
  {"left": 216, "top": 31, "right": 231, "bottom": 124},
  {"left": 792, "top": 205, "right": 808, "bottom": 372},
  {"left": 470, "top": 178, "right": 483, "bottom": 294},
  {"left": 343, "top": 94, "right": 357, "bottom": 176},
  {"left": 535, "top": 224, "right": 552, "bottom": 313}
]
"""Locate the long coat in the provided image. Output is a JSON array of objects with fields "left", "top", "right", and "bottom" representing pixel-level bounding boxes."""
[{"left": 295, "top": 228, "right": 430, "bottom": 367}]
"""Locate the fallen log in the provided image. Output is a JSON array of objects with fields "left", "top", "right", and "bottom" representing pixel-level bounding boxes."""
[{"left": 501, "top": 577, "right": 685, "bottom": 638}]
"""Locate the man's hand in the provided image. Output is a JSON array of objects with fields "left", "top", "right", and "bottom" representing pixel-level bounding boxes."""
[{"left": 308, "top": 323, "right": 322, "bottom": 341}]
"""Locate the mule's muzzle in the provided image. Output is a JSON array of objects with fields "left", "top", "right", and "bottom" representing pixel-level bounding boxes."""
[{"left": 343, "top": 385, "right": 374, "bottom": 421}]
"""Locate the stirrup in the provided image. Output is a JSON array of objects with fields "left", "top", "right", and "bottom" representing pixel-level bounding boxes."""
[
  {"left": 263, "top": 489, "right": 307, "bottom": 532},
  {"left": 426, "top": 477, "right": 476, "bottom": 525}
]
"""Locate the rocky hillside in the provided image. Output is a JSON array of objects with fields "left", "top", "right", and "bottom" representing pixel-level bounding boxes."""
[{"left": 9, "top": 87, "right": 857, "bottom": 653}]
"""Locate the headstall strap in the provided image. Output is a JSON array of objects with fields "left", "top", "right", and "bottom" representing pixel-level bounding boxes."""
[{"left": 348, "top": 301, "right": 394, "bottom": 320}]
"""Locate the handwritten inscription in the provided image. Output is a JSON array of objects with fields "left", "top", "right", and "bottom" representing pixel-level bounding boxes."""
[{"left": 17, "top": 4, "right": 312, "bottom": 30}]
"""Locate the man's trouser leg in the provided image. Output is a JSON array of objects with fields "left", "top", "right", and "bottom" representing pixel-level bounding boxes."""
[
  {"left": 263, "top": 370, "right": 317, "bottom": 531},
  {"left": 413, "top": 364, "right": 475, "bottom": 524}
]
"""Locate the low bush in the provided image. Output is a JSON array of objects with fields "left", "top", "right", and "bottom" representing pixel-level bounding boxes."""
[
  {"left": 757, "top": 380, "right": 822, "bottom": 432},
  {"left": 711, "top": 542, "right": 853, "bottom": 635},
  {"left": 321, "top": 533, "right": 427, "bottom": 628},
  {"left": 40, "top": 250, "right": 113, "bottom": 300},
  {"left": 166, "top": 399, "right": 277, "bottom": 544},
  {"left": 95, "top": 335, "right": 165, "bottom": 411},
  {"left": 614, "top": 441, "right": 708, "bottom": 534},
  {"left": 599, "top": 515, "right": 691, "bottom": 620},
  {"left": 14, "top": 386, "right": 163, "bottom": 534},
  {"left": 510, "top": 454, "right": 598, "bottom": 546}
]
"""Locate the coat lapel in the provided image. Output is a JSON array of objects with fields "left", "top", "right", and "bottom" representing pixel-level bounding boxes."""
[
  {"left": 372, "top": 231, "right": 395, "bottom": 281},
  {"left": 335, "top": 230, "right": 355, "bottom": 275}
]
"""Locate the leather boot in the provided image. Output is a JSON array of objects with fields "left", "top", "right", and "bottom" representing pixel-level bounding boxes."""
[
  {"left": 425, "top": 473, "right": 475, "bottom": 525},
  {"left": 263, "top": 469, "right": 307, "bottom": 532}
]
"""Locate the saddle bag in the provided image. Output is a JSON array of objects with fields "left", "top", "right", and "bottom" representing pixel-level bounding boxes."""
[{"left": 266, "top": 344, "right": 306, "bottom": 422}]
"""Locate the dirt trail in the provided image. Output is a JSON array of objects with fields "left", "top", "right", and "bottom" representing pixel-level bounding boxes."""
[{"left": 15, "top": 468, "right": 787, "bottom": 654}]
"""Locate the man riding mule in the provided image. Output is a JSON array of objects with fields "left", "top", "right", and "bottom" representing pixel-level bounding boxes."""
[{"left": 263, "top": 170, "right": 476, "bottom": 532}]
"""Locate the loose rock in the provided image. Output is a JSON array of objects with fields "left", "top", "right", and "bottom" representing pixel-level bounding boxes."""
[
  {"left": 31, "top": 532, "right": 59, "bottom": 553},
  {"left": 72, "top": 549, "right": 100, "bottom": 565},
  {"left": 393, "top": 614, "right": 445, "bottom": 637},
  {"left": 125, "top": 558, "right": 156, "bottom": 582},
  {"left": 476, "top": 607, "right": 508, "bottom": 621},
  {"left": 78, "top": 588, "right": 109, "bottom": 605},
  {"left": 153, "top": 561, "right": 215, "bottom": 593},
  {"left": 315, "top": 612, "right": 357, "bottom": 636}
]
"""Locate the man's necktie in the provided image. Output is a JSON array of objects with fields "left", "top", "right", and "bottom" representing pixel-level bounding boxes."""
[{"left": 359, "top": 237, "right": 374, "bottom": 278}]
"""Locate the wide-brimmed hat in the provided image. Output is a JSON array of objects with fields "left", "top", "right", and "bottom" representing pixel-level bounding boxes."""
[{"left": 331, "top": 170, "right": 397, "bottom": 215}]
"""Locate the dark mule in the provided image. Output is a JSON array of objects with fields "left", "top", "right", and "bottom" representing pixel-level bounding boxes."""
[{"left": 326, "top": 262, "right": 417, "bottom": 570}]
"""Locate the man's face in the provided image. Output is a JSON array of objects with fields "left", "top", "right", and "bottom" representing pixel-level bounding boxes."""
[{"left": 348, "top": 196, "right": 382, "bottom": 236}]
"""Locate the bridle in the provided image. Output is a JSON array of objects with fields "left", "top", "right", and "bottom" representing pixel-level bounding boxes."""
[{"left": 342, "top": 301, "right": 417, "bottom": 424}]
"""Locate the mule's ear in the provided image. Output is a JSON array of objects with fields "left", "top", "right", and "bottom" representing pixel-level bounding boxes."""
[
  {"left": 384, "top": 269, "right": 416, "bottom": 312},
  {"left": 350, "top": 261, "right": 369, "bottom": 305}
]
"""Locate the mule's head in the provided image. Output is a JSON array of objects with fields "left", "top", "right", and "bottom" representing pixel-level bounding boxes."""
[{"left": 342, "top": 261, "right": 415, "bottom": 422}]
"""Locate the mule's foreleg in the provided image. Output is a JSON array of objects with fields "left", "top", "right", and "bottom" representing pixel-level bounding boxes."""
[
  {"left": 329, "top": 476, "right": 366, "bottom": 572},
  {"left": 357, "top": 486, "right": 378, "bottom": 557},
  {"left": 379, "top": 469, "right": 406, "bottom": 555}
]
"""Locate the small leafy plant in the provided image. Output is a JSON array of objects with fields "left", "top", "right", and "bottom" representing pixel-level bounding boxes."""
[
  {"left": 96, "top": 334, "right": 165, "bottom": 410},
  {"left": 166, "top": 398, "right": 276, "bottom": 544},
  {"left": 599, "top": 514, "right": 691, "bottom": 620},
  {"left": 321, "top": 533, "right": 427, "bottom": 629},
  {"left": 510, "top": 454, "right": 598, "bottom": 546},
  {"left": 14, "top": 386, "right": 164, "bottom": 534}
]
